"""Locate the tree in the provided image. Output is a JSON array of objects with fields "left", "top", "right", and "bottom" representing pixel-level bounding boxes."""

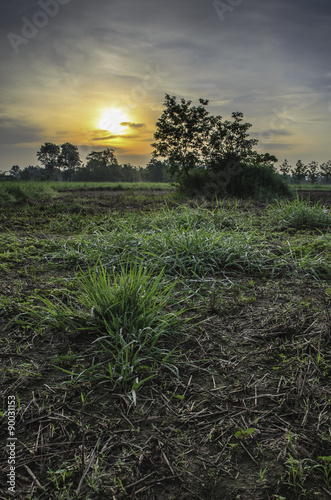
[
  {"left": 320, "top": 160, "right": 331, "bottom": 183},
  {"left": 152, "top": 95, "right": 211, "bottom": 179},
  {"left": 307, "top": 161, "right": 319, "bottom": 184},
  {"left": 10, "top": 165, "right": 21, "bottom": 179},
  {"left": 207, "top": 111, "right": 258, "bottom": 171},
  {"left": 121, "top": 163, "right": 140, "bottom": 182},
  {"left": 145, "top": 159, "right": 172, "bottom": 182},
  {"left": 86, "top": 148, "right": 118, "bottom": 167},
  {"left": 291, "top": 160, "right": 307, "bottom": 182},
  {"left": 58, "top": 143, "right": 81, "bottom": 180},
  {"left": 152, "top": 94, "right": 258, "bottom": 185},
  {"left": 36, "top": 143, "right": 60, "bottom": 178},
  {"left": 20, "top": 165, "right": 43, "bottom": 181},
  {"left": 279, "top": 159, "right": 291, "bottom": 178},
  {"left": 151, "top": 94, "right": 290, "bottom": 200},
  {"left": 74, "top": 150, "right": 122, "bottom": 182}
]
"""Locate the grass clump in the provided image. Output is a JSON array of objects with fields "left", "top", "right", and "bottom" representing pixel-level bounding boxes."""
[
  {"left": 27, "top": 262, "right": 186, "bottom": 387},
  {"left": 78, "top": 262, "right": 183, "bottom": 338},
  {"left": 270, "top": 198, "right": 331, "bottom": 229}
]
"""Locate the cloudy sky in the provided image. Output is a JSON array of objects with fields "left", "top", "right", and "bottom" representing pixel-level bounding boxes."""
[{"left": 0, "top": 0, "right": 330, "bottom": 172}]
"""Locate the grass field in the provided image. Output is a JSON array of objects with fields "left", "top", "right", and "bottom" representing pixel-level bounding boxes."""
[
  {"left": 0, "top": 181, "right": 174, "bottom": 204},
  {"left": 291, "top": 183, "right": 331, "bottom": 191},
  {"left": 0, "top": 185, "right": 330, "bottom": 499}
]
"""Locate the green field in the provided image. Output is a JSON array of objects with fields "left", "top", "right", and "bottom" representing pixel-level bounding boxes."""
[
  {"left": 0, "top": 186, "right": 330, "bottom": 499},
  {"left": 291, "top": 183, "right": 331, "bottom": 191},
  {"left": 0, "top": 181, "right": 174, "bottom": 204}
]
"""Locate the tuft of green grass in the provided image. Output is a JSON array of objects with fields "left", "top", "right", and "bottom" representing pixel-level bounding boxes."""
[
  {"left": 269, "top": 198, "right": 331, "bottom": 230},
  {"left": 23, "top": 262, "right": 186, "bottom": 386}
]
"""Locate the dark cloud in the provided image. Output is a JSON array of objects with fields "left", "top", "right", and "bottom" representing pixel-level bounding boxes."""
[
  {"left": 120, "top": 122, "right": 145, "bottom": 128},
  {"left": 0, "top": 117, "right": 43, "bottom": 145},
  {"left": 259, "top": 142, "right": 295, "bottom": 151},
  {"left": 92, "top": 135, "right": 120, "bottom": 141},
  {"left": 255, "top": 129, "right": 294, "bottom": 138}
]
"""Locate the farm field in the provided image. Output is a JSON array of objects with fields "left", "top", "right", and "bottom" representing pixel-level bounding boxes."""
[{"left": 0, "top": 184, "right": 331, "bottom": 500}]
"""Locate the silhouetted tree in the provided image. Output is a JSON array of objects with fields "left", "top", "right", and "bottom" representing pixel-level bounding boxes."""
[
  {"left": 320, "top": 160, "right": 331, "bottom": 183},
  {"left": 152, "top": 94, "right": 258, "bottom": 186},
  {"left": 291, "top": 160, "right": 307, "bottom": 182},
  {"left": 58, "top": 143, "right": 81, "bottom": 180},
  {"left": 279, "top": 159, "right": 291, "bottom": 178},
  {"left": 36, "top": 143, "right": 60, "bottom": 178},
  {"left": 86, "top": 148, "right": 118, "bottom": 166},
  {"left": 10, "top": 165, "right": 21, "bottom": 178},
  {"left": 307, "top": 161, "right": 319, "bottom": 183},
  {"left": 121, "top": 163, "right": 140, "bottom": 182},
  {"left": 20, "top": 165, "right": 43, "bottom": 180},
  {"left": 145, "top": 159, "right": 172, "bottom": 182},
  {"left": 152, "top": 94, "right": 291, "bottom": 200}
]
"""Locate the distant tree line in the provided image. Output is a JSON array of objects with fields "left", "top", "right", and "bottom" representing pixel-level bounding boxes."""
[
  {"left": 2, "top": 142, "right": 173, "bottom": 183},
  {"left": 279, "top": 159, "right": 331, "bottom": 184}
]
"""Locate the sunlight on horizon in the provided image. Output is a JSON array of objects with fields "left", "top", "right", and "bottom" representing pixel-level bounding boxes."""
[{"left": 98, "top": 108, "right": 130, "bottom": 135}]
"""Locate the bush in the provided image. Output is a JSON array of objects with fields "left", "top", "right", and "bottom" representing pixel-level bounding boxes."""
[
  {"left": 269, "top": 198, "right": 331, "bottom": 229},
  {"left": 227, "top": 163, "right": 293, "bottom": 201},
  {"left": 178, "top": 163, "right": 293, "bottom": 201}
]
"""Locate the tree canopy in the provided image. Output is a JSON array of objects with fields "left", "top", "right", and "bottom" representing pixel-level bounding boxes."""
[
  {"left": 151, "top": 94, "right": 293, "bottom": 199},
  {"left": 152, "top": 94, "right": 259, "bottom": 179},
  {"left": 36, "top": 142, "right": 82, "bottom": 179}
]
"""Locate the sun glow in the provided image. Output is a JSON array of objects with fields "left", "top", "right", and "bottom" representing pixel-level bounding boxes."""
[{"left": 98, "top": 108, "right": 129, "bottom": 135}]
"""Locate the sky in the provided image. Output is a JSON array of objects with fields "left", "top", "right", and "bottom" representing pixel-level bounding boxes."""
[{"left": 0, "top": 0, "right": 330, "bottom": 173}]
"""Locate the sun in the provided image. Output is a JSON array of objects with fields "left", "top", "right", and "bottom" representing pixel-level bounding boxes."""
[{"left": 98, "top": 108, "right": 129, "bottom": 135}]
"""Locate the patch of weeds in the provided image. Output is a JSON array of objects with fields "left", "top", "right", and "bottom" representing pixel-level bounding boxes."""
[
  {"left": 49, "top": 205, "right": 331, "bottom": 280},
  {"left": 47, "top": 462, "right": 74, "bottom": 498},
  {"left": 61, "top": 224, "right": 288, "bottom": 279},
  {"left": 150, "top": 205, "right": 241, "bottom": 231},
  {"left": 0, "top": 293, "right": 36, "bottom": 322},
  {"left": 3, "top": 361, "right": 42, "bottom": 383},
  {"left": 283, "top": 453, "right": 321, "bottom": 498},
  {"left": 47, "top": 212, "right": 87, "bottom": 233},
  {"left": 23, "top": 261, "right": 188, "bottom": 390},
  {"left": 234, "top": 427, "right": 256, "bottom": 441},
  {"left": 0, "top": 234, "right": 61, "bottom": 273},
  {"left": 317, "top": 456, "right": 331, "bottom": 488},
  {"left": 269, "top": 198, "right": 331, "bottom": 230}
]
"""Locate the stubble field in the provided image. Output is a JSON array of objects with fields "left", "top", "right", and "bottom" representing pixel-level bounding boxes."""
[{"left": 0, "top": 183, "right": 331, "bottom": 500}]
